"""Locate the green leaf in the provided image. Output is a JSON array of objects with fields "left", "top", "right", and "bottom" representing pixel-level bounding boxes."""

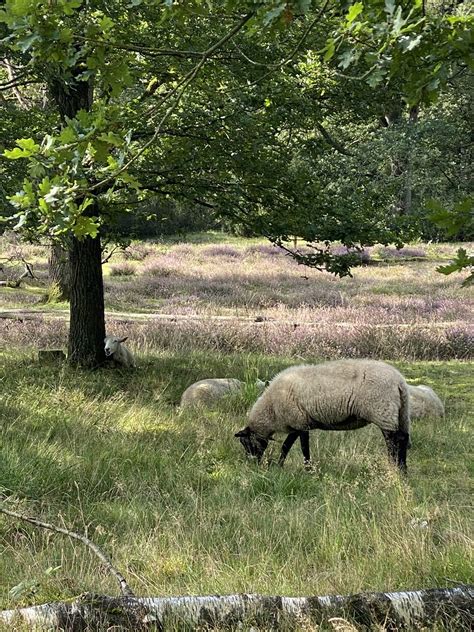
[
  {"left": 392, "top": 6, "right": 407, "bottom": 34},
  {"left": 38, "top": 177, "right": 52, "bottom": 196},
  {"left": 4, "top": 138, "right": 40, "bottom": 159},
  {"left": 263, "top": 3, "right": 286, "bottom": 26},
  {"left": 385, "top": 0, "right": 395, "bottom": 16},
  {"left": 323, "top": 38, "right": 335, "bottom": 62},
  {"left": 346, "top": 3, "right": 363, "bottom": 25},
  {"left": 17, "top": 33, "right": 40, "bottom": 52},
  {"left": 338, "top": 48, "right": 356, "bottom": 70},
  {"left": 59, "top": 127, "right": 77, "bottom": 144},
  {"left": 62, "top": 0, "right": 83, "bottom": 15},
  {"left": 74, "top": 215, "right": 99, "bottom": 239}
]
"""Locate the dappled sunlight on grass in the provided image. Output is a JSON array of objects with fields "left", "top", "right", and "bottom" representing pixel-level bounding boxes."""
[{"left": 1, "top": 350, "right": 472, "bottom": 608}]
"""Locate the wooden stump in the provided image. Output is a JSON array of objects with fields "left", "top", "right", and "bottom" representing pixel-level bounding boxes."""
[{"left": 38, "top": 349, "right": 66, "bottom": 364}]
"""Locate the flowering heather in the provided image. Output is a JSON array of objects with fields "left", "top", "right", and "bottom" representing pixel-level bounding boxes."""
[
  {"left": 378, "top": 246, "right": 427, "bottom": 259},
  {"left": 2, "top": 316, "right": 472, "bottom": 361},
  {"left": 245, "top": 244, "right": 286, "bottom": 257},
  {"left": 330, "top": 246, "right": 372, "bottom": 264},
  {"left": 123, "top": 243, "right": 154, "bottom": 261},
  {"left": 109, "top": 262, "right": 137, "bottom": 276},
  {"left": 1, "top": 237, "right": 473, "bottom": 360},
  {"left": 202, "top": 245, "right": 242, "bottom": 258}
]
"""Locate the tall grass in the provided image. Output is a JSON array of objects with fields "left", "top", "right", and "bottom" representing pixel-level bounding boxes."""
[
  {"left": 1, "top": 234, "right": 472, "bottom": 628},
  {"left": 0, "top": 350, "right": 472, "bottom": 614}
]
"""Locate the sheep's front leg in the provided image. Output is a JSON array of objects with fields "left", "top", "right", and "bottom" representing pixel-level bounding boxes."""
[
  {"left": 299, "top": 431, "right": 312, "bottom": 470},
  {"left": 278, "top": 431, "right": 300, "bottom": 467}
]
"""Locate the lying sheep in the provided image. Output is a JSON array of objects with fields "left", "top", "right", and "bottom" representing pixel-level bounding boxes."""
[
  {"left": 408, "top": 384, "right": 444, "bottom": 420},
  {"left": 104, "top": 335, "right": 135, "bottom": 368},
  {"left": 180, "top": 378, "right": 266, "bottom": 409},
  {"left": 235, "top": 359, "right": 410, "bottom": 473}
]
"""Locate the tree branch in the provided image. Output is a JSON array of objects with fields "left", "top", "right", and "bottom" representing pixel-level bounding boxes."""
[
  {"left": 314, "top": 121, "right": 353, "bottom": 155},
  {"left": 87, "top": 12, "right": 254, "bottom": 195},
  {"left": 0, "top": 507, "right": 135, "bottom": 598}
]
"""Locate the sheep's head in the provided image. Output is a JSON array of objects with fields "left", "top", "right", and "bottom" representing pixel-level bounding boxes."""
[
  {"left": 235, "top": 427, "right": 268, "bottom": 462},
  {"left": 104, "top": 336, "right": 127, "bottom": 357}
]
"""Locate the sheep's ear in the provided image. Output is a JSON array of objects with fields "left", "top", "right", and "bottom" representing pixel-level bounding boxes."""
[
  {"left": 119, "top": 336, "right": 128, "bottom": 343},
  {"left": 235, "top": 427, "right": 250, "bottom": 438}
]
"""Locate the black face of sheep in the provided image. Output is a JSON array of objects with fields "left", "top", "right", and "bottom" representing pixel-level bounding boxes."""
[{"left": 235, "top": 427, "right": 268, "bottom": 462}]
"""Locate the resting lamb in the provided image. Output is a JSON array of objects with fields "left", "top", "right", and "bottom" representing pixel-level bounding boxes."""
[
  {"left": 104, "top": 336, "right": 135, "bottom": 368},
  {"left": 180, "top": 378, "right": 265, "bottom": 409},
  {"left": 408, "top": 385, "right": 444, "bottom": 420}
]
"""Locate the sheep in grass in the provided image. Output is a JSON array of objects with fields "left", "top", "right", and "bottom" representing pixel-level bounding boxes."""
[
  {"left": 408, "top": 384, "right": 445, "bottom": 420},
  {"left": 235, "top": 359, "right": 410, "bottom": 474},
  {"left": 180, "top": 378, "right": 266, "bottom": 409},
  {"left": 104, "top": 336, "right": 135, "bottom": 368}
]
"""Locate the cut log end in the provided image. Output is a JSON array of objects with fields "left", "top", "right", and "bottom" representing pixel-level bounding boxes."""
[{"left": 38, "top": 349, "right": 66, "bottom": 364}]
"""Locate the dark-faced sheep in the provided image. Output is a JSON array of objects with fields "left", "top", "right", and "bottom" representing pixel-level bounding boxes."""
[{"left": 235, "top": 360, "right": 410, "bottom": 473}]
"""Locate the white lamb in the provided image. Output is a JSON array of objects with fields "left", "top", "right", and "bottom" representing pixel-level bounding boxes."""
[
  {"left": 408, "top": 384, "right": 444, "bottom": 420},
  {"left": 235, "top": 359, "right": 411, "bottom": 473},
  {"left": 180, "top": 378, "right": 266, "bottom": 409},
  {"left": 104, "top": 336, "right": 135, "bottom": 368}
]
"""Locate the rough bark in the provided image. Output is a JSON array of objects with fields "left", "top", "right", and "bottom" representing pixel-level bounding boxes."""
[
  {"left": 1, "top": 586, "right": 472, "bottom": 630},
  {"left": 48, "top": 243, "right": 71, "bottom": 301},
  {"left": 381, "top": 103, "right": 419, "bottom": 217},
  {"left": 48, "top": 67, "right": 106, "bottom": 368},
  {"left": 67, "top": 226, "right": 106, "bottom": 368}
]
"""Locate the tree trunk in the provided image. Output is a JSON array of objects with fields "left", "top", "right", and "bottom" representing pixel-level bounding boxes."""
[
  {"left": 68, "top": 227, "right": 106, "bottom": 368},
  {"left": 1, "top": 586, "right": 472, "bottom": 630},
  {"left": 48, "top": 243, "right": 70, "bottom": 301},
  {"left": 381, "top": 102, "right": 419, "bottom": 217},
  {"left": 49, "top": 65, "right": 105, "bottom": 368}
]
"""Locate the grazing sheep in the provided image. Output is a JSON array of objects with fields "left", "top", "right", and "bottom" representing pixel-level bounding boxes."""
[
  {"left": 408, "top": 384, "right": 445, "bottom": 420},
  {"left": 180, "top": 378, "right": 266, "bottom": 409},
  {"left": 235, "top": 359, "right": 410, "bottom": 473},
  {"left": 104, "top": 336, "right": 135, "bottom": 368}
]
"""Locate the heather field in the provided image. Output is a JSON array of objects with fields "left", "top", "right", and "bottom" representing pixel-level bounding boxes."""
[
  {"left": 0, "top": 234, "right": 473, "bottom": 628},
  {"left": 1, "top": 233, "right": 473, "bottom": 361}
]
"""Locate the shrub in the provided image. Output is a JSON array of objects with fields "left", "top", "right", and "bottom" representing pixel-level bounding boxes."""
[
  {"left": 109, "top": 262, "right": 136, "bottom": 276},
  {"left": 123, "top": 244, "right": 153, "bottom": 261},
  {"left": 202, "top": 245, "right": 241, "bottom": 258}
]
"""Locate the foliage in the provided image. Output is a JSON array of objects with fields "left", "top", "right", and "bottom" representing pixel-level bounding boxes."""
[
  {"left": 1, "top": 1, "right": 472, "bottom": 275},
  {"left": 428, "top": 197, "right": 474, "bottom": 285}
]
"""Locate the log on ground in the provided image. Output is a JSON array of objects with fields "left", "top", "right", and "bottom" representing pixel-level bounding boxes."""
[{"left": 0, "top": 585, "right": 473, "bottom": 630}]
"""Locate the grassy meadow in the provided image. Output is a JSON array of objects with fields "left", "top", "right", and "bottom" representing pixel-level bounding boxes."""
[{"left": 0, "top": 233, "right": 473, "bottom": 628}]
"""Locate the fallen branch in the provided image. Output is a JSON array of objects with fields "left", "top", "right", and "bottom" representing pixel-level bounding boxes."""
[
  {"left": 0, "top": 257, "right": 37, "bottom": 288},
  {"left": 0, "top": 507, "right": 134, "bottom": 598},
  {"left": 0, "top": 586, "right": 472, "bottom": 630}
]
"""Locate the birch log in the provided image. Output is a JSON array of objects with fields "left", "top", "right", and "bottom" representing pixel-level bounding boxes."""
[{"left": 1, "top": 586, "right": 472, "bottom": 630}]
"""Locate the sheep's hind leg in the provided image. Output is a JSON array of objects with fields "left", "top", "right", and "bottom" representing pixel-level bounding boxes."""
[
  {"left": 382, "top": 429, "right": 409, "bottom": 474},
  {"left": 278, "top": 431, "right": 300, "bottom": 467},
  {"left": 299, "top": 431, "right": 312, "bottom": 470},
  {"left": 397, "top": 430, "right": 409, "bottom": 475}
]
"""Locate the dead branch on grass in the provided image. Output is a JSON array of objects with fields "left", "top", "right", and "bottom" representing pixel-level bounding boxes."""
[{"left": 0, "top": 507, "right": 135, "bottom": 597}]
